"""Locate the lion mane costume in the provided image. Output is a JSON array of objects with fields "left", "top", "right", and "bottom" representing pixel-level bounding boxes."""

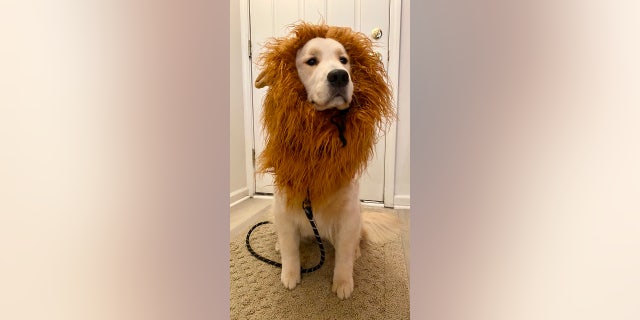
[{"left": 255, "top": 22, "right": 395, "bottom": 208}]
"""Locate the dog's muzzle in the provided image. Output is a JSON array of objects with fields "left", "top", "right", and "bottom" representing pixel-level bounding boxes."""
[{"left": 326, "top": 69, "right": 351, "bottom": 109}]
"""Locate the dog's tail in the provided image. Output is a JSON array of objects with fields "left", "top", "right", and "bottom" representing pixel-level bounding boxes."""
[{"left": 361, "top": 209, "right": 406, "bottom": 244}]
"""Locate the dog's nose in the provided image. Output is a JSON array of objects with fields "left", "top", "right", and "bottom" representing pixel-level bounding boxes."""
[{"left": 327, "top": 69, "right": 349, "bottom": 88}]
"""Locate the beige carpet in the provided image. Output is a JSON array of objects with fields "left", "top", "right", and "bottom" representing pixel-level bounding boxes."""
[{"left": 230, "top": 211, "right": 410, "bottom": 320}]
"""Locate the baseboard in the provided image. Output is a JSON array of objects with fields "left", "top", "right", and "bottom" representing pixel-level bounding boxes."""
[
  {"left": 230, "top": 187, "right": 249, "bottom": 206},
  {"left": 237, "top": 191, "right": 409, "bottom": 208},
  {"left": 394, "top": 194, "right": 410, "bottom": 208}
]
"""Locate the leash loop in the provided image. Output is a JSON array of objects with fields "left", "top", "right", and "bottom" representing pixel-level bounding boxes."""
[{"left": 245, "top": 194, "right": 326, "bottom": 274}]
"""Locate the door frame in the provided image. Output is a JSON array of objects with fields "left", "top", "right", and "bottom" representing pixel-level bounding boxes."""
[{"left": 239, "top": 0, "right": 402, "bottom": 207}]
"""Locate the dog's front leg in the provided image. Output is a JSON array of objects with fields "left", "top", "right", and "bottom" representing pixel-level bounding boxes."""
[
  {"left": 274, "top": 209, "right": 301, "bottom": 290},
  {"left": 331, "top": 209, "right": 361, "bottom": 300},
  {"left": 332, "top": 229, "right": 359, "bottom": 299},
  {"left": 276, "top": 224, "right": 301, "bottom": 289}
]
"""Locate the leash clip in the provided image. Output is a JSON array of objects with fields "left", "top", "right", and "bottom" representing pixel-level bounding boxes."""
[{"left": 302, "top": 197, "right": 313, "bottom": 219}]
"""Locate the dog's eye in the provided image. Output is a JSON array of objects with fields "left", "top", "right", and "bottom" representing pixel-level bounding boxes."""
[
  {"left": 339, "top": 57, "right": 348, "bottom": 64},
  {"left": 306, "top": 58, "right": 317, "bottom": 66}
]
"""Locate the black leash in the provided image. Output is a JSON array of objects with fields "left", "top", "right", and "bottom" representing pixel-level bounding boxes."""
[{"left": 245, "top": 195, "right": 326, "bottom": 274}]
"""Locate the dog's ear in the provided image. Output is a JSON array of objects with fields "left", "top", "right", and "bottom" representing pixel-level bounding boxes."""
[{"left": 255, "top": 70, "right": 269, "bottom": 88}]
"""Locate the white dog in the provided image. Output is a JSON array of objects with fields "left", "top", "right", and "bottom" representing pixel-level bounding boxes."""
[{"left": 271, "top": 37, "right": 399, "bottom": 300}]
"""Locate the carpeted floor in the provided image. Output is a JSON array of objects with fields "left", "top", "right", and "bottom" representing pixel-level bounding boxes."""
[{"left": 230, "top": 208, "right": 410, "bottom": 320}]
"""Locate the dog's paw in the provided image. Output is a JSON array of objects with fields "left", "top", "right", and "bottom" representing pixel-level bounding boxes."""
[
  {"left": 280, "top": 269, "right": 301, "bottom": 290},
  {"left": 332, "top": 276, "right": 354, "bottom": 299}
]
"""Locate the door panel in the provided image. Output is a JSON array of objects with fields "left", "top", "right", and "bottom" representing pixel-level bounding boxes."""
[
  {"left": 326, "top": 0, "right": 356, "bottom": 29},
  {"left": 304, "top": 0, "right": 327, "bottom": 22},
  {"left": 249, "top": 0, "right": 391, "bottom": 201}
]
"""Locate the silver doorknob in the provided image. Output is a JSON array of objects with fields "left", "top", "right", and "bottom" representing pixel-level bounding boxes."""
[{"left": 371, "top": 28, "right": 383, "bottom": 40}]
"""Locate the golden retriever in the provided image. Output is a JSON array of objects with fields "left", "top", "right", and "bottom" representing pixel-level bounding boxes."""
[{"left": 254, "top": 22, "right": 399, "bottom": 300}]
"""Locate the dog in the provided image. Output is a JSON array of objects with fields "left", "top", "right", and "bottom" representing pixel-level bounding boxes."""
[{"left": 254, "top": 22, "right": 400, "bottom": 300}]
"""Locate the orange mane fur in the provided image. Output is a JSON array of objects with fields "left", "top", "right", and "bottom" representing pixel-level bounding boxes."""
[{"left": 255, "top": 22, "right": 395, "bottom": 208}]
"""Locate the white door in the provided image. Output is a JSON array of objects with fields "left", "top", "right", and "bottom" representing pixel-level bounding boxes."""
[{"left": 249, "top": 0, "right": 391, "bottom": 202}]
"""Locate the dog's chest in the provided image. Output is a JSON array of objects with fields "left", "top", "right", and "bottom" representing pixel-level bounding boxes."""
[{"left": 293, "top": 210, "right": 334, "bottom": 242}]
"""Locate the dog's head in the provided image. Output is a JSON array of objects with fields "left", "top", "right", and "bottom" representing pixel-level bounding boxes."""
[
  {"left": 254, "top": 22, "right": 388, "bottom": 114},
  {"left": 295, "top": 37, "right": 353, "bottom": 111}
]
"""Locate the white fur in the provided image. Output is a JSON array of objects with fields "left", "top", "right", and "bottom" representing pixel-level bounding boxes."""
[{"left": 273, "top": 180, "right": 402, "bottom": 299}]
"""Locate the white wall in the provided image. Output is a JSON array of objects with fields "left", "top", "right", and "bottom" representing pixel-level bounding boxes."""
[
  {"left": 229, "top": 0, "right": 248, "bottom": 203},
  {"left": 394, "top": 0, "right": 410, "bottom": 206}
]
